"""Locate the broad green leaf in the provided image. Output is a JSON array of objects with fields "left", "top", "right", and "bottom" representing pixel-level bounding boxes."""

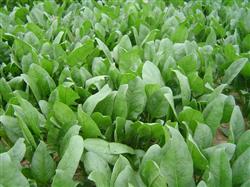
[
  {"left": 206, "top": 28, "right": 217, "bottom": 45},
  {"left": 141, "top": 144, "right": 162, "bottom": 168},
  {"left": 164, "top": 92, "right": 177, "bottom": 118},
  {"left": 52, "top": 135, "right": 84, "bottom": 187},
  {"left": 95, "top": 91, "right": 116, "bottom": 116},
  {"left": 53, "top": 101, "right": 76, "bottom": 129},
  {"left": 0, "top": 78, "right": 13, "bottom": 102},
  {"left": 21, "top": 74, "right": 41, "bottom": 101},
  {"left": 126, "top": 77, "right": 147, "bottom": 120},
  {"left": 235, "top": 130, "right": 250, "bottom": 157},
  {"left": 188, "top": 72, "right": 204, "bottom": 95},
  {"left": 56, "top": 85, "right": 80, "bottom": 106},
  {"left": 15, "top": 96, "right": 45, "bottom": 136},
  {"left": 203, "top": 95, "right": 226, "bottom": 134},
  {"left": 53, "top": 31, "right": 64, "bottom": 44},
  {"left": 160, "top": 126, "right": 195, "bottom": 187},
  {"left": 17, "top": 117, "right": 37, "bottom": 148},
  {"left": 83, "top": 151, "right": 111, "bottom": 175},
  {"left": 222, "top": 58, "right": 248, "bottom": 85},
  {"left": 177, "top": 55, "right": 197, "bottom": 74},
  {"left": 111, "top": 155, "right": 131, "bottom": 187},
  {"left": 113, "top": 166, "right": 136, "bottom": 187},
  {"left": 141, "top": 160, "right": 167, "bottom": 187},
  {"left": 178, "top": 107, "right": 204, "bottom": 132},
  {"left": 0, "top": 153, "right": 29, "bottom": 187},
  {"left": 194, "top": 123, "right": 213, "bottom": 149},
  {"left": 232, "top": 147, "right": 250, "bottom": 186},
  {"left": 146, "top": 88, "right": 169, "bottom": 118},
  {"left": 222, "top": 96, "right": 235, "bottom": 123},
  {"left": 229, "top": 106, "right": 245, "bottom": 143},
  {"left": 84, "top": 152, "right": 111, "bottom": 187},
  {"left": 173, "top": 70, "right": 191, "bottom": 105},
  {"left": 119, "top": 48, "right": 142, "bottom": 73},
  {"left": 31, "top": 141, "right": 56, "bottom": 184},
  {"left": 204, "top": 148, "right": 232, "bottom": 187},
  {"left": 13, "top": 38, "right": 33, "bottom": 61},
  {"left": 187, "top": 134, "right": 208, "bottom": 170},
  {"left": 7, "top": 138, "right": 26, "bottom": 166},
  {"left": 67, "top": 40, "right": 94, "bottom": 66},
  {"left": 96, "top": 38, "right": 113, "bottom": 64},
  {"left": 142, "top": 61, "right": 164, "bottom": 86},
  {"left": 0, "top": 115, "right": 22, "bottom": 143},
  {"left": 60, "top": 125, "right": 81, "bottom": 156},
  {"left": 77, "top": 106, "right": 102, "bottom": 138},
  {"left": 204, "top": 143, "right": 236, "bottom": 161},
  {"left": 172, "top": 25, "right": 188, "bottom": 43},
  {"left": 83, "top": 84, "right": 112, "bottom": 115},
  {"left": 113, "top": 85, "right": 128, "bottom": 119},
  {"left": 28, "top": 63, "right": 56, "bottom": 99},
  {"left": 84, "top": 138, "right": 135, "bottom": 155}
]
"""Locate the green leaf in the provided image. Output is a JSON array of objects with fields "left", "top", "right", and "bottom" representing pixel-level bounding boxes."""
[
  {"left": 203, "top": 95, "right": 226, "bottom": 134},
  {"left": 21, "top": 74, "right": 41, "bottom": 102},
  {"left": 53, "top": 101, "right": 76, "bottom": 129},
  {"left": 60, "top": 125, "right": 81, "bottom": 156},
  {"left": 194, "top": 123, "right": 213, "bottom": 149},
  {"left": 27, "top": 63, "right": 56, "bottom": 99},
  {"left": 119, "top": 48, "right": 142, "bottom": 73},
  {"left": 77, "top": 106, "right": 102, "bottom": 138},
  {"left": 232, "top": 147, "right": 250, "bottom": 186},
  {"left": 204, "top": 143, "right": 236, "bottom": 161},
  {"left": 164, "top": 91, "right": 177, "bottom": 118},
  {"left": 84, "top": 138, "right": 135, "bottom": 155},
  {"left": 206, "top": 28, "right": 217, "bottom": 45},
  {"left": 229, "top": 106, "right": 245, "bottom": 143},
  {"left": 146, "top": 87, "right": 169, "bottom": 118},
  {"left": 7, "top": 138, "right": 26, "bottom": 166},
  {"left": 187, "top": 72, "right": 204, "bottom": 95},
  {"left": 187, "top": 134, "right": 208, "bottom": 170},
  {"left": 222, "top": 58, "right": 248, "bottom": 85},
  {"left": 52, "top": 135, "right": 84, "bottom": 187},
  {"left": 0, "top": 115, "right": 22, "bottom": 143},
  {"left": 141, "top": 160, "right": 167, "bottom": 187},
  {"left": 55, "top": 85, "right": 80, "bottom": 106},
  {"left": 126, "top": 77, "right": 147, "bottom": 120},
  {"left": 178, "top": 107, "right": 204, "bottom": 132},
  {"left": 204, "top": 148, "right": 232, "bottom": 187},
  {"left": 173, "top": 70, "right": 191, "bottom": 105},
  {"left": 15, "top": 96, "right": 45, "bottom": 137},
  {"left": 172, "top": 25, "right": 188, "bottom": 43},
  {"left": 67, "top": 40, "right": 94, "bottom": 66},
  {"left": 84, "top": 152, "right": 111, "bottom": 187},
  {"left": 160, "top": 126, "right": 195, "bottom": 187},
  {"left": 235, "top": 130, "right": 250, "bottom": 157},
  {"left": 96, "top": 38, "right": 113, "bottom": 63},
  {"left": 177, "top": 55, "right": 197, "bottom": 74},
  {"left": 111, "top": 155, "right": 131, "bottom": 186},
  {"left": 83, "top": 84, "right": 112, "bottom": 115},
  {"left": 0, "top": 153, "right": 29, "bottom": 187},
  {"left": 0, "top": 78, "right": 13, "bottom": 102},
  {"left": 142, "top": 61, "right": 164, "bottom": 86},
  {"left": 31, "top": 141, "right": 56, "bottom": 184},
  {"left": 17, "top": 117, "right": 37, "bottom": 149},
  {"left": 113, "top": 166, "right": 136, "bottom": 187},
  {"left": 113, "top": 85, "right": 128, "bottom": 119}
]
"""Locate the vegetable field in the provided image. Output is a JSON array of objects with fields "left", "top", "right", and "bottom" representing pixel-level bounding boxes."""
[{"left": 1, "top": 0, "right": 250, "bottom": 186}]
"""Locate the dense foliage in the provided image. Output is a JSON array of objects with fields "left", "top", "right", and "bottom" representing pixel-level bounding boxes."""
[{"left": 0, "top": 0, "right": 250, "bottom": 186}]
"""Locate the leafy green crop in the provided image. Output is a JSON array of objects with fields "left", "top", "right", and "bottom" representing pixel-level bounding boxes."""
[{"left": 0, "top": 0, "right": 250, "bottom": 186}]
